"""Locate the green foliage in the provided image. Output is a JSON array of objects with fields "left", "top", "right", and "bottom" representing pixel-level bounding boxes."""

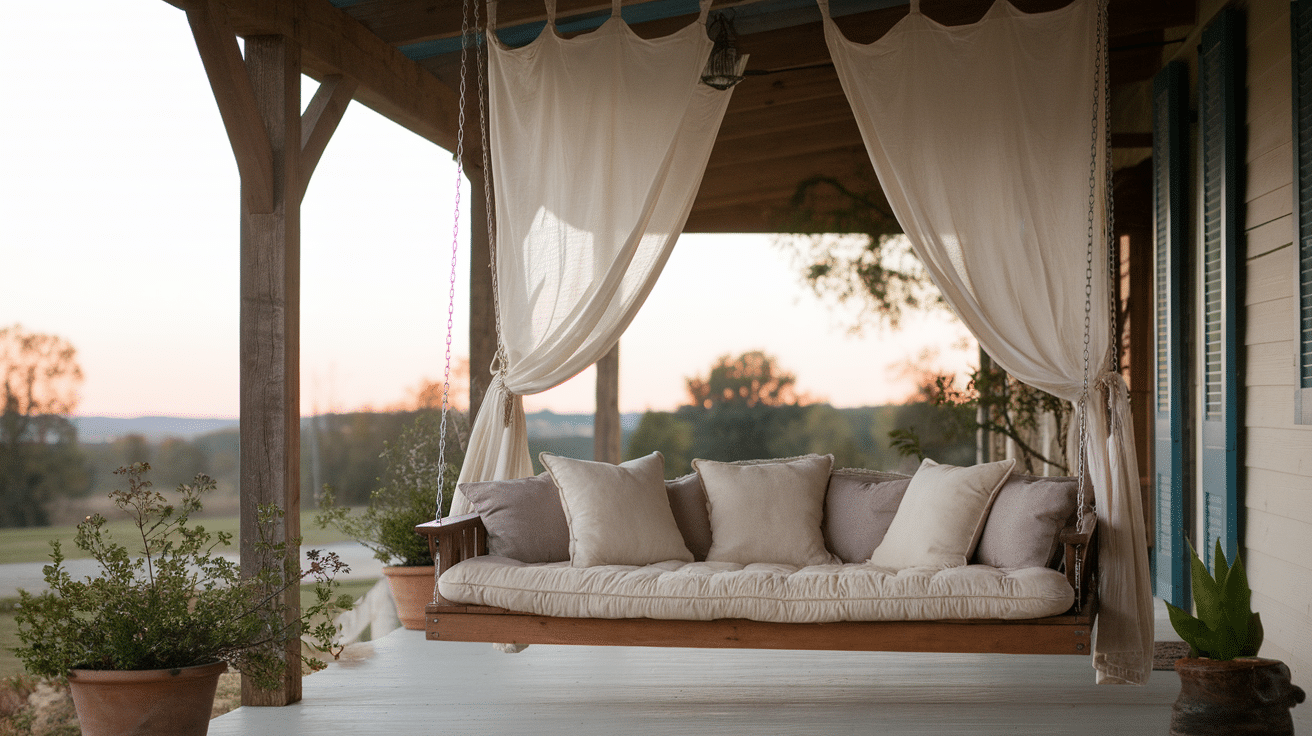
[
  {"left": 316, "top": 413, "right": 459, "bottom": 567},
  {"left": 626, "top": 412, "right": 694, "bottom": 477},
  {"left": 890, "top": 362, "right": 1067, "bottom": 473},
  {"left": 774, "top": 176, "right": 938, "bottom": 330},
  {"left": 11, "top": 464, "right": 351, "bottom": 688},
  {"left": 1166, "top": 540, "right": 1263, "bottom": 661}
]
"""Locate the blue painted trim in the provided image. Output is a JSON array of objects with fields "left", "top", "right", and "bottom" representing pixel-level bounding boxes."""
[
  {"left": 1197, "top": 7, "right": 1243, "bottom": 565},
  {"left": 396, "top": 0, "right": 904, "bottom": 60},
  {"left": 1151, "top": 61, "right": 1190, "bottom": 609}
]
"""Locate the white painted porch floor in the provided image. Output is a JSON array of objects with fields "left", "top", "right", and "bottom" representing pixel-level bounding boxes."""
[{"left": 209, "top": 603, "right": 1183, "bottom": 736}]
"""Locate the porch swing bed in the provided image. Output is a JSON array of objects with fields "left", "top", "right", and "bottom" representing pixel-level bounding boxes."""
[{"left": 415, "top": 0, "right": 1155, "bottom": 686}]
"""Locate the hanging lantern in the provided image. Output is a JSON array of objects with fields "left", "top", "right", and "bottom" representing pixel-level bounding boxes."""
[{"left": 701, "top": 14, "right": 748, "bottom": 90}]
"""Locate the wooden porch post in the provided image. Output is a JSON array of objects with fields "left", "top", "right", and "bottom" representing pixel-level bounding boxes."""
[
  {"left": 468, "top": 166, "right": 496, "bottom": 421},
  {"left": 187, "top": 2, "right": 355, "bottom": 705},
  {"left": 595, "top": 343, "right": 622, "bottom": 463}
]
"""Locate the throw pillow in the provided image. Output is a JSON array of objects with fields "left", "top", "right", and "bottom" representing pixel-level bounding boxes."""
[
  {"left": 973, "top": 474, "right": 1079, "bottom": 569},
  {"left": 665, "top": 472, "right": 713, "bottom": 561},
  {"left": 458, "top": 473, "right": 570, "bottom": 563},
  {"left": 823, "top": 469, "right": 913, "bottom": 564},
  {"left": 694, "top": 454, "right": 836, "bottom": 567},
  {"left": 867, "top": 457, "right": 1017, "bottom": 570},
  {"left": 541, "top": 451, "right": 694, "bottom": 568}
]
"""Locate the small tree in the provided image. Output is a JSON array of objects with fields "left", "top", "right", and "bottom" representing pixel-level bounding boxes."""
[
  {"left": 0, "top": 325, "right": 88, "bottom": 526},
  {"left": 686, "top": 351, "right": 801, "bottom": 410}
]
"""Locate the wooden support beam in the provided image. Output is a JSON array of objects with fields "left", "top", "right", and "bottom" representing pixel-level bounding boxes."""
[
  {"left": 594, "top": 343, "right": 621, "bottom": 464},
  {"left": 237, "top": 34, "right": 303, "bottom": 708},
  {"left": 187, "top": 0, "right": 275, "bottom": 214},
  {"left": 166, "top": 0, "right": 463, "bottom": 153},
  {"left": 300, "top": 74, "right": 358, "bottom": 202},
  {"left": 467, "top": 166, "right": 497, "bottom": 421}
]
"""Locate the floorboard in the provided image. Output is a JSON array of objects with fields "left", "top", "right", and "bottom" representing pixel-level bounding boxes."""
[{"left": 208, "top": 602, "right": 1194, "bottom": 735}]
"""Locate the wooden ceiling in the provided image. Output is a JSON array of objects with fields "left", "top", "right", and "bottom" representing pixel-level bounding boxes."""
[{"left": 168, "top": 0, "right": 1198, "bottom": 232}]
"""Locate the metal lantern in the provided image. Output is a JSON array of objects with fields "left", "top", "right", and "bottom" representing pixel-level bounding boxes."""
[{"left": 701, "top": 14, "right": 746, "bottom": 90}]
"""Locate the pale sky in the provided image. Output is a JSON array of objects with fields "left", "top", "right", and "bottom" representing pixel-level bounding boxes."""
[{"left": 1, "top": 1, "right": 973, "bottom": 419}]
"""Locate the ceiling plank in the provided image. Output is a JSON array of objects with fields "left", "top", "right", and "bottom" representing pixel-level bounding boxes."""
[{"left": 163, "top": 0, "right": 465, "bottom": 153}]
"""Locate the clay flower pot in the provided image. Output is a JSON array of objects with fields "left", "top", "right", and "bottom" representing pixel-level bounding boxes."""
[
  {"left": 383, "top": 565, "right": 437, "bottom": 630},
  {"left": 1172, "top": 657, "right": 1305, "bottom": 736},
  {"left": 68, "top": 660, "right": 227, "bottom": 736}
]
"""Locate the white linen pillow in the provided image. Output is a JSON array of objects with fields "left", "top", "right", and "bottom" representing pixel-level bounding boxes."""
[
  {"left": 694, "top": 454, "right": 837, "bottom": 567},
  {"left": 540, "top": 451, "right": 694, "bottom": 568},
  {"left": 866, "top": 457, "right": 1017, "bottom": 570}
]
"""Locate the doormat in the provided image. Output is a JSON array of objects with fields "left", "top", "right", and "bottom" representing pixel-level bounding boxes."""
[{"left": 1153, "top": 641, "right": 1191, "bottom": 670}]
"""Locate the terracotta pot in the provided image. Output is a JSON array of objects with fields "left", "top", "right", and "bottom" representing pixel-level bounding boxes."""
[
  {"left": 1172, "top": 657, "right": 1305, "bottom": 736},
  {"left": 383, "top": 565, "right": 437, "bottom": 630},
  {"left": 68, "top": 660, "right": 227, "bottom": 736}
]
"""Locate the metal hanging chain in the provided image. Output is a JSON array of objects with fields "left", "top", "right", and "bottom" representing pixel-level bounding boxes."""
[
  {"left": 435, "top": 0, "right": 476, "bottom": 527},
  {"left": 1074, "top": 0, "right": 1109, "bottom": 612}
]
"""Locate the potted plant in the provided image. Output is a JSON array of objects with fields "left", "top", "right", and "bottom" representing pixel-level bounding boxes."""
[
  {"left": 316, "top": 412, "right": 459, "bottom": 629},
  {"left": 1165, "top": 540, "right": 1304, "bottom": 735},
  {"left": 12, "top": 463, "right": 352, "bottom": 736}
]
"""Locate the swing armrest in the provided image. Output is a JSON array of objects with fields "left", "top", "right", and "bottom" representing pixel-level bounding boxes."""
[
  {"left": 415, "top": 513, "right": 489, "bottom": 596},
  {"left": 1058, "top": 513, "right": 1097, "bottom": 604}
]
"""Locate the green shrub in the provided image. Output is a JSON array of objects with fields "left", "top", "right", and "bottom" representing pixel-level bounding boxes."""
[{"left": 1166, "top": 540, "right": 1263, "bottom": 661}]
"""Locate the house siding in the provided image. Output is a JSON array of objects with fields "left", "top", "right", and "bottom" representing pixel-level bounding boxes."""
[{"left": 1239, "top": 0, "right": 1312, "bottom": 717}]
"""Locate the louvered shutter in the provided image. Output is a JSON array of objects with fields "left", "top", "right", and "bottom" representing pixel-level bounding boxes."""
[
  {"left": 1198, "top": 9, "right": 1242, "bottom": 563},
  {"left": 1294, "top": 0, "right": 1312, "bottom": 423},
  {"left": 1151, "top": 61, "right": 1190, "bottom": 607}
]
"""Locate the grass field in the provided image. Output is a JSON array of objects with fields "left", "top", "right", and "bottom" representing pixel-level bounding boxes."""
[{"left": 0, "top": 513, "right": 359, "bottom": 566}]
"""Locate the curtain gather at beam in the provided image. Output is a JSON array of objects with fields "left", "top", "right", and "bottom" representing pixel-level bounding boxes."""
[
  {"left": 819, "top": 0, "right": 1153, "bottom": 684},
  {"left": 453, "top": 0, "right": 735, "bottom": 507}
]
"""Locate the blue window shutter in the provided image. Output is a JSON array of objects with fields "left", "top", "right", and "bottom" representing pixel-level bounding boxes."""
[
  {"left": 1151, "top": 61, "right": 1190, "bottom": 607},
  {"left": 1294, "top": 0, "right": 1312, "bottom": 423},
  {"left": 1198, "top": 8, "right": 1243, "bottom": 564}
]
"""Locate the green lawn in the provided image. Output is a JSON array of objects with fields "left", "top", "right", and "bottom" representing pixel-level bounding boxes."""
[{"left": 0, "top": 513, "right": 360, "bottom": 565}]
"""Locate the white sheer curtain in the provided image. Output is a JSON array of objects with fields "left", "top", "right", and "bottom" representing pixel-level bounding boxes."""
[
  {"left": 820, "top": 0, "right": 1152, "bottom": 684},
  {"left": 453, "top": 0, "right": 736, "bottom": 509}
]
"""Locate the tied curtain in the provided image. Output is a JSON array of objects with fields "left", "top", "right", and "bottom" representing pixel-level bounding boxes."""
[
  {"left": 819, "top": 0, "right": 1152, "bottom": 683},
  {"left": 452, "top": 0, "right": 735, "bottom": 508}
]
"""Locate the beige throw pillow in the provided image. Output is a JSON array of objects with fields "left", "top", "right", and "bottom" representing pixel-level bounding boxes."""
[
  {"left": 541, "top": 452, "right": 693, "bottom": 568},
  {"left": 694, "top": 454, "right": 836, "bottom": 567},
  {"left": 867, "top": 457, "right": 1017, "bottom": 570}
]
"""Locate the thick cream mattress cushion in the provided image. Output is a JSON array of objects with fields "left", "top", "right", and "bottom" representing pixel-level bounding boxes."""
[
  {"left": 438, "top": 556, "right": 1074, "bottom": 622},
  {"left": 867, "top": 458, "right": 1016, "bottom": 570},
  {"left": 542, "top": 452, "right": 694, "bottom": 568}
]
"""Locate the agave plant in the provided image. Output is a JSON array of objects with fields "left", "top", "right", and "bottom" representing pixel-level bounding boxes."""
[{"left": 1166, "top": 540, "right": 1264, "bottom": 661}]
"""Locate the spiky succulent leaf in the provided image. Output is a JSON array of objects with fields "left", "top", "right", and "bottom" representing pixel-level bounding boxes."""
[
  {"left": 1188, "top": 541, "right": 1226, "bottom": 630},
  {"left": 1220, "top": 545, "right": 1252, "bottom": 647},
  {"left": 1242, "top": 612, "right": 1264, "bottom": 657},
  {"left": 1211, "top": 539, "right": 1231, "bottom": 583}
]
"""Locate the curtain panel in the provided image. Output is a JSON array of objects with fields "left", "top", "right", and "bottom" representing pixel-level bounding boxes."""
[
  {"left": 454, "top": 0, "right": 736, "bottom": 507},
  {"left": 819, "top": 0, "right": 1152, "bottom": 684}
]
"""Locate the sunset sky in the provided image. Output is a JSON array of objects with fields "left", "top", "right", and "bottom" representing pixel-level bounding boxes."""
[{"left": 1, "top": 1, "right": 974, "bottom": 419}]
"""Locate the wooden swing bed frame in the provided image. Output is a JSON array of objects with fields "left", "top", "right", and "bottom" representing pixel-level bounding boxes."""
[{"left": 416, "top": 510, "right": 1098, "bottom": 656}]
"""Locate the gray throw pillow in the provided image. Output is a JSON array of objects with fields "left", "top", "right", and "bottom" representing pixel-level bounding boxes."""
[
  {"left": 665, "top": 472, "right": 712, "bottom": 561},
  {"left": 822, "top": 469, "right": 913, "bottom": 564},
  {"left": 459, "top": 473, "right": 570, "bottom": 563},
  {"left": 972, "top": 474, "right": 1079, "bottom": 569}
]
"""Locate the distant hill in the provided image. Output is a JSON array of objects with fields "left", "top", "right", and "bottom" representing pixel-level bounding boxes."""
[{"left": 73, "top": 410, "right": 644, "bottom": 444}]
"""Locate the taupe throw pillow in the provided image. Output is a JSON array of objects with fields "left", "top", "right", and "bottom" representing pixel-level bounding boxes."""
[
  {"left": 459, "top": 473, "right": 569, "bottom": 563},
  {"left": 973, "top": 474, "right": 1079, "bottom": 569},
  {"left": 542, "top": 452, "right": 694, "bottom": 568},
  {"left": 695, "top": 454, "right": 837, "bottom": 567},
  {"left": 665, "top": 472, "right": 713, "bottom": 561},
  {"left": 823, "top": 469, "right": 913, "bottom": 564}
]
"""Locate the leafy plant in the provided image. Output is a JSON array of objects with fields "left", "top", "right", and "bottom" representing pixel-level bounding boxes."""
[
  {"left": 316, "top": 413, "right": 458, "bottom": 567},
  {"left": 1166, "top": 540, "right": 1264, "bottom": 661},
  {"left": 12, "top": 464, "right": 352, "bottom": 690}
]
